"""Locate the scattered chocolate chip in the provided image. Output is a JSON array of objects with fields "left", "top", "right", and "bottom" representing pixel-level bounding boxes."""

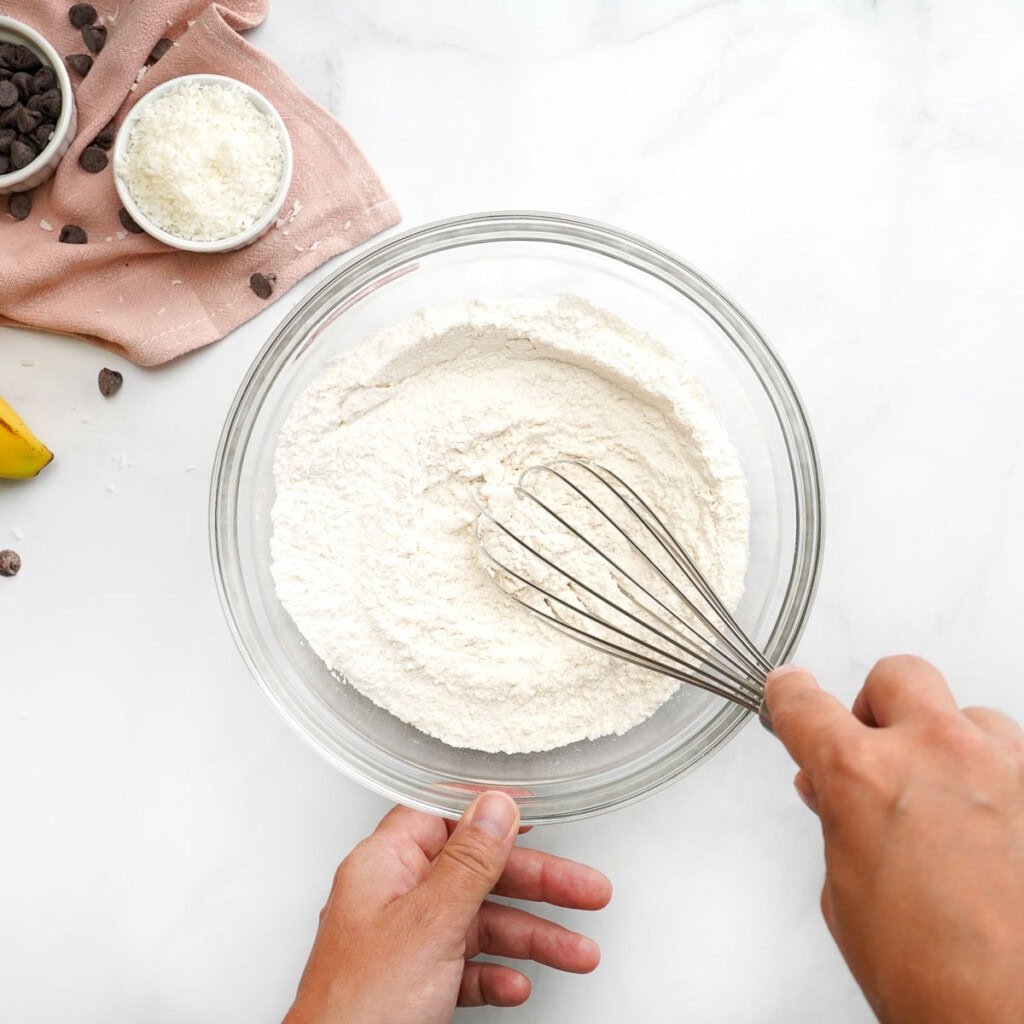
[
  {"left": 8, "top": 191, "right": 32, "bottom": 220},
  {"left": 81, "top": 24, "right": 107, "bottom": 55},
  {"left": 249, "top": 271, "right": 276, "bottom": 300},
  {"left": 93, "top": 118, "right": 115, "bottom": 150},
  {"left": 0, "top": 127, "right": 13, "bottom": 153},
  {"left": 0, "top": 103, "right": 23, "bottom": 129},
  {"left": 16, "top": 107, "right": 41, "bottom": 135},
  {"left": 65, "top": 53, "right": 93, "bottom": 78},
  {"left": 0, "top": 549, "right": 21, "bottom": 577},
  {"left": 0, "top": 154, "right": 9, "bottom": 174},
  {"left": 59, "top": 223, "right": 87, "bottom": 243},
  {"left": 69, "top": 3, "right": 98, "bottom": 28},
  {"left": 98, "top": 367, "right": 123, "bottom": 396},
  {"left": 33, "top": 122, "right": 55, "bottom": 148},
  {"left": 32, "top": 67, "right": 56, "bottom": 94},
  {"left": 0, "top": 79, "right": 17, "bottom": 108},
  {"left": 148, "top": 37, "right": 173, "bottom": 65},
  {"left": 78, "top": 145, "right": 107, "bottom": 173},
  {"left": 9, "top": 139, "right": 35, "bottom": 170},
  {"left": 118, "top": 206, "right": 143, "bottom": 234}
]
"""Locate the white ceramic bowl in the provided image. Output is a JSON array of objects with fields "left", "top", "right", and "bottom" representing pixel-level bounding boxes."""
[
  {"left": 113, "top": 73, "right": 293, "bottom": 253},
  {"left": 0, "top": 17, "right": 77, "bottom": 195}
]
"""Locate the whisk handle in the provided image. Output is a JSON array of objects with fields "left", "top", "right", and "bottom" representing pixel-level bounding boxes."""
[{"left": 757, "top": 700, "right": 774, "bottom": 735}]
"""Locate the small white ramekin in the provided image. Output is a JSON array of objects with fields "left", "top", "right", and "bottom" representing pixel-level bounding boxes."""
[
  {"left": 113, "top": 73, "right": 293, "bottom": 253},
  {"left": 0, "top": 16, "right": 78, "bottom": 195}
]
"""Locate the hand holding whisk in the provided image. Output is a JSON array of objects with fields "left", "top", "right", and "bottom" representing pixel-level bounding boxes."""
[{"left": 474, "top": 459, "right": 776, "bottom": 731}]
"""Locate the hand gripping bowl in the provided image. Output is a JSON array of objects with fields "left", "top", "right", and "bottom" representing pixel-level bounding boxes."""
[{"left": 210, "top": 212, "right": 824, "bottom": 824}]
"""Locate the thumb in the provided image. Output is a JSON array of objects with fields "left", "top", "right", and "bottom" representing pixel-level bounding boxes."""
[
  {"left": 419, "top": 791, "right": 519, "bottom": 932},
  {"left": 764, "top": 664, "right": 858, "bottom": 774}
]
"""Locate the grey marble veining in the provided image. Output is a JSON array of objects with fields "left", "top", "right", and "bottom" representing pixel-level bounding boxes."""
[{"left": 2, "top": 2, "right": 1023, "bottom": 1021}]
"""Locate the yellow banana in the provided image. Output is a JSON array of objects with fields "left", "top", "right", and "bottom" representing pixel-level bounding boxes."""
[{"left": 0, "top": 393, "right": 53, "bottom": 479}]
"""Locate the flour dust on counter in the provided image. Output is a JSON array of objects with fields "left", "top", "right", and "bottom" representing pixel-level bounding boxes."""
[{"left": 270, "top": 296, "right": 749, "bottom": 754}]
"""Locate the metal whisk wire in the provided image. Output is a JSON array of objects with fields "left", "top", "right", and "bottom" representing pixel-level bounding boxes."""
[{"left": 474, "top": 459, "right": 775, "bottom": 725}]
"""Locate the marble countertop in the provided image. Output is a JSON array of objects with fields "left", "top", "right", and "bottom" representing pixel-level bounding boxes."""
[{"left": 3, "top": 2, "right": 1023, "bottom": 1021}]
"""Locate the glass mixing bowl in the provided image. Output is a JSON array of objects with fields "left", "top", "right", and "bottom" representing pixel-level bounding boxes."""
[{"left": 210, "top": 212, "right": 824, "bottom": 824}]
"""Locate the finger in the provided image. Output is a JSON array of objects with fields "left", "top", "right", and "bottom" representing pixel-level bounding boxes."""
[
  {"left": 492, "top": 846, "right": 612, "bottom": 909},
  {"left": 458, "top": 962, "right": 531, "bottom": 1008},
  {"left": 474, "top": 901, "right": 601, "bottom": 973},
  {"left": 764, "top": 665, "right": 862, "bottom": 773},
  {"left": 416, "top": 791, "right": 519, "bottom": 931},
  {"left": 852, "top": 655, "right": 957, "bottom": 726},
  {"left": 963, "top": 706, "right": 1024, "bottom": 744}
]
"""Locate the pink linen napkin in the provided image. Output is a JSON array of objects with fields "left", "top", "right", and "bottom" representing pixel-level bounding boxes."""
[{"left": 0, "top": 0, "right": 399, "bottom": 366}]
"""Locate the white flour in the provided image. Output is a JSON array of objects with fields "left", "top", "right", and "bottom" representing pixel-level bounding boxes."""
[{"left": 271, "top": 296, "right": 749, "bottom": 753}]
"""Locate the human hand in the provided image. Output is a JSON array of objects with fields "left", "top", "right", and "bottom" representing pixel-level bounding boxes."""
[
  {"left": 765, "top": 656, "right": 1024, "bottom": 1024},
  {"left": 283, "top": 791, "right": 611, "bottom": 1024}
]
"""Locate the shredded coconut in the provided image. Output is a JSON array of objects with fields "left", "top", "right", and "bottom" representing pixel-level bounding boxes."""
[
  {"left": 271, "top": 297, "right": 750, "bottom": 753},
  {"left": 116, "top": 80, "right": 284, "bottom": 241}
]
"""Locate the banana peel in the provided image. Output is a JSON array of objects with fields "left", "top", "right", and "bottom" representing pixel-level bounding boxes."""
[{"left": 0, "top": 393, "right": 53, "bottom": 479}]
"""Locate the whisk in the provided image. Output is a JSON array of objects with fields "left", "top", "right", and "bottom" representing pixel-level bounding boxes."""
[{"left": 474, "top": 459, "right": 776, "bottom": 731}]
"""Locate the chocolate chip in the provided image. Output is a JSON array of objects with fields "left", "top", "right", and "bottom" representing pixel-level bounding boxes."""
[
  {"left": 79, "top": 145, "right": 107, "bottom": 173},
  {"left": 0, "top": 79, "right": 17, "bottom": 108},
  {"left": 8, "top": 192, "right": 32, "bottom": 220},
  {"left": 9, "top": 139, "right": 35, "bottom": 169},
  {"left": 81, "top": 24, "right": 107, "bottom": 55},
  {"left": 0, "top": 103, "right": 23, "bottom": 129},
  {"left": 3, "top": 45, "right": 41, "bottom": 74},
  {"left": 93, "top": 118, "right": 116, "bottom": 150},
  {"left": 59, "top": 223, "right": 87, "bottom": 243},
  {"left": 32, "top": 67, "right": 57, "bottom": 94},
  {"left": 11, "top": 71, "right": 33, "bottom": 100},
  {"left": 69, "top": 3, "right": 98, "bottom": 28},
  {"left": 98, "top": 367, "right": 123, "bottom": 396},
  {"left": 249, "top": 272, "right": 277, "bottom": 300},
  {"left": 33, "top": 123, "right": 55, "bottom": 148},
  {"left": 65, "top": 53, "right": 93, "bottom": 77},
  {"left": 38, "top": 93, "right": 61, "bottom": 120},
  {"left": 0, "top": 154, "right": 9, "bottom": 174},
  {"left": 148, "top": 37, "right": 173, "bottom": 65},
  {"left": 0, "top": 127, "right": 13, "bottom": 153},
  {"left": 16, "top": 107, "right": 41, "bottom": 135},
  {"left": 0, "top": 550, "right": 21, "bottom": 577},
  {"left": 118, "top": 206, "right": 143, "bottom": 234}
]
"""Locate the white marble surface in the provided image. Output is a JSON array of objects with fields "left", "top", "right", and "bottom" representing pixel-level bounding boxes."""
[{"left": 3, "top": 1, "right": 1024, "bottom": 1020}]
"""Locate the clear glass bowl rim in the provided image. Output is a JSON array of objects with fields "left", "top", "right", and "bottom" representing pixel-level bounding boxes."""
[{"left": 210, "top": 210, "right": 825, "bottom": 823}]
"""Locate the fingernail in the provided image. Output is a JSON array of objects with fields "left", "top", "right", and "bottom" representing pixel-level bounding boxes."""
[
  {"left": 765, "top": 664, "right": 815, "bottom": 695},
  {"left": 768, "top": 664, "right": 812, "bottom": 682},
  {"left": 470, "top": 791, "right": 517, "bottom": 839}
]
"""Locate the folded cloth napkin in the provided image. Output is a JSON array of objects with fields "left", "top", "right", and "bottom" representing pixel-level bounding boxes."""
[{"left": 0, "top": 0, "right": 399, "bottom": 365}]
